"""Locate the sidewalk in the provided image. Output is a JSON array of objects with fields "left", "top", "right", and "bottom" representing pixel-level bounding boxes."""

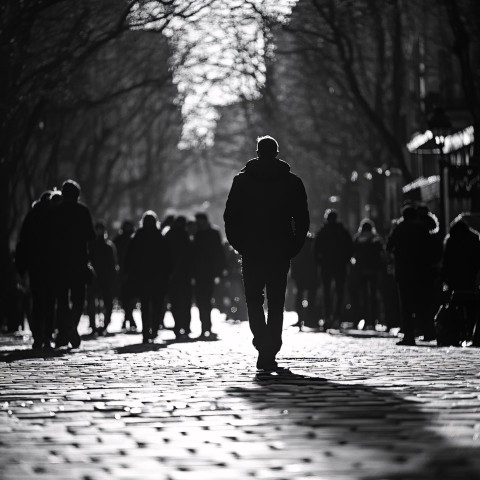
[{"left": 1, "top": 310, "right": 480, "bottom": 479}]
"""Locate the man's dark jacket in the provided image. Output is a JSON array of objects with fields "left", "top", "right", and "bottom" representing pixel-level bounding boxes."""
[
  {"left": 314, "top": 222, "right": 353, "bottom": 272},
  {"left": 16, "top": 200, "right": 52, "bottom": 278},
  {"left": 193, "top": 226, "right": 225, "bottom": 279},
  {"left": 51, "top": 200, "right": 96, "bottom": 283},
  {"left": 124, "top": 227, "right": 172, "bottom": 294},
  {"left": 386, "top": 219, "right": 441, "bottom": 282},
  {"left": 89, "top": 237, "right": 118, "bottom": 283},
  {"left": 224, "top": 157, "right": 309, "bottom": 258}
]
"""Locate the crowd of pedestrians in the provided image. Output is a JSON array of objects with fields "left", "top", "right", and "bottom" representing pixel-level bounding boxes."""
[
  {"left": 9, "top": 175, "right": 480, "bottom": 353},
  {"left": 13, "top": 179, "right": 237, "bottom": 350},
  {"left": 290, "top": 203, "right": 480, "bottom": 347}
]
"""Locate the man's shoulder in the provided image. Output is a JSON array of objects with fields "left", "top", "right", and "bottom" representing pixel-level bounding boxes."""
[
  {"left": 287, "top": 171, "right": 304, "bottom": 186},
  {"left": 76, "top": 201, "right": 92, "bottom": 214},
  {"left": 61, "top": 201, "right": 91, "bottom": 216},
  {"left": 208, "top": 225, "right": 222, "bottom": 237}
]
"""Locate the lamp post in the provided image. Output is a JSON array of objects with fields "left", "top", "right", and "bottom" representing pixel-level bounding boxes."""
[{"left": 428, "top": 106, "right": 452, "bottom": 236}]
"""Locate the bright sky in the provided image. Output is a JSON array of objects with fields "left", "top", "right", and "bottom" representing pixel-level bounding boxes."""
[{"left": 162, "top": 0, "right": 296, "bottom": 147}]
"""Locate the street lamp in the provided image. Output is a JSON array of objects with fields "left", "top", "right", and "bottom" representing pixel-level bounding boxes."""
[{"left": 428, "top": 106, "right": 452, "bottom": 235}]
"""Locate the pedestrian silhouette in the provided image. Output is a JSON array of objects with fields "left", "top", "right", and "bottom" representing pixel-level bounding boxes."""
[
  {"left": 224, "top": 135, "right": 309, "bottom": 370},
  {"left": 15, "top": 190, "right": 56, "bottom": 349},
  {"left": 441, "top": 217, "right": 480, "bottom": 345},
  {"left": 165, "top": 216, "right": 194, "bottom": 340},
  {"left": 51, "top": 180, "right": 96, "bottom": 349},
  {"left": 415, "top": 204, "right": 442, "bottom": 340},
  {"left": 87, "top": 221, "right": 118, "bottom": 335},
  {"left": 387, "top": 205, "right": 440, "bottom": 346},
  {"left": 314, "top": 209, "right": 353, "bottom": 328},
  {"left": 125, "top": 211, "right": 171, "bottom": 344},
  {"left": 351, "top": 219, "right": 385, "bottom": 329},
  {"left": 193, "top": 212, "right": 225, "bottom": 339},
  {"left": 113, "top": 220, "right": 137, "bottom": 332}
]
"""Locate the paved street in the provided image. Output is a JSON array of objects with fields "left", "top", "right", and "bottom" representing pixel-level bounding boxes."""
[{"left": 2, "top": 310, "right": 480, "bottom": 480}]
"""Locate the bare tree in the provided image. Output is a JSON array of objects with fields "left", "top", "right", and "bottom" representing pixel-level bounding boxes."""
[
  {"left": 0, "top": 0, "right": 210, "bottom": 314},
  {"left": 271, "top": 0, "right": 415, "bottom": 182}
]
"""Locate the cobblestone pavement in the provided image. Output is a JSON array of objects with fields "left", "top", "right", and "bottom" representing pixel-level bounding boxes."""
[{"left": 2, "top": 310, "right": 480, "bottom": 480}]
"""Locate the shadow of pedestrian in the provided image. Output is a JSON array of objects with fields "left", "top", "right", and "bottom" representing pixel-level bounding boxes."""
[
  {"left": 227, "top": 370, "right": 480, "bottom": 479},
  {"left": 0, "top": 348, "right": 67, "bottom": 363},
  {"left": 114, "top": 343, "right": 167, "bottom": 354}
]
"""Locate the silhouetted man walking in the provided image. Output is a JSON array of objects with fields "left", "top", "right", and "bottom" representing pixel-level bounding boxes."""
[
  {"left": 113, "top": 220, "right": 137, "bottom": 332},
  {"left": 87, "top": 221, "right": 118, "bottom": 335},
  {"left": 52, "top": 180, "right": 95, "bottom": 348},
  {"left": 314, "top": 209, "right": 353, "bottom": 327},
  {"left": 125, "top": 211, "right": 171, "bottom": 344},
  {"left": 16, "top": 191, "right": 56, "bottom": 350},
  {"left": 387, "top": 205, "right": 439, "bottom": 346},
  {"left": 224, "top": 135, "right": 309, "bottom": 370},
  {"left": 165, "top": 216, "right": 194, "bottom": 339},
  {"left": 193, "top": 212, "right": 225, "bottom": 339}
]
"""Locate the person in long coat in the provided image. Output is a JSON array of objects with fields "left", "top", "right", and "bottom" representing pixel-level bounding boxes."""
[
  {"left": 387, "top": 205, "right": 440, "bottom": 346},
  {"left": 87, "top": 221, "right": 118, "bottom": 335},
  {"left": 51, "top": 180, "right": 95, "bottom": 349},
  {"left": 442, "top": 217, "right": 480, "bottom": 344},
  {"left": 314, "top": 209, "right": 353, "bottom": 328},
  {"left": 352, "top": 219, "right": 384, "bottom": 329},
  {"left": 165, "top": 216, "right": 194, "bottom": 339},
  {"left": 192, "top": 212, "right": 225, "bottom": 338},
  {"left": 113, "top": 220, "right": 137, "bottom": 331},
  {"left": 125, "top": 211, "right": 171, "bottom": 343},
  {"left": 16, "top": 191, "right": 56, "bottom": 349}
]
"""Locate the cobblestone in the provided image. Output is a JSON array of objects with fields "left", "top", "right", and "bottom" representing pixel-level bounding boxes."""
[{"left": 2, "top": 310, "right": 480, "bottom": 479}]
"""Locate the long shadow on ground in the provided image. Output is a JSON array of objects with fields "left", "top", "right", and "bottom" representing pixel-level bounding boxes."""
[
  {"left": 0, "top": 348, "right": 68, "bottom": 362},
  {"left": 227, "top": 370, "right": 480, "bottom": 480}
]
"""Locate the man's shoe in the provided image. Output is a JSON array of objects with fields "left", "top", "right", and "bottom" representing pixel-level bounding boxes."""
[
  {"left": 256, "top": 353, "right": 278, "bottom": 371},
  {"left": 42, "top": 342, "right": 54, "bottom": 353},
  {"left": 303, "top": 320, "right": 320, "bottom": 331},
  {"left": 200, "top": 331, "right": 217, "bottom": 340},
  {"left": 175, "top": 332, "right": 190, "bottom": 342},
  {"left": 96, "top": 326, "right": 107, "bottom": 336},
  {"left": 396, "top": 338, "right": 416, "bottom": 346},
  {"left": 69, "top": 330, "right": 81, "bottom": 349},
  {"left": 55, "top": 335, "right": 69, "bottom": 349}
]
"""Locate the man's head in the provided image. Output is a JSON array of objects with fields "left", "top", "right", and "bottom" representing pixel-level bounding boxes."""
[
  {"left": 95, "top": 220, "right": 107, "bottom": 239},
  {"left": 256, "top": 135, "right": 279, "bottom": 160},
  {"left": 50, "top": 190, "right": 63, "bottom": 207},
  {"left": 39, "top": 190, "right": 53, "bottom": 203},
  {"left": 195, "top": 212, "right": 209, "bottom": 231},
  {"left": 141, "top": 210, "right": 159, "bottom": 230},
  {"left": 61, "top": 179, "right": 81, "bottom": 202},
  {"left": 173, "top": 215, "right": 187, "bottom": 231},
  {"left": 186, "top": 219, "right": 197, "bottom": 236},
  {"left": 324, "top": 208, "right": 338, "bottom": 224},
  {"left": 401, "top": 204, "right": 417, "bottom": 222},
  {"left": 121, "top": 220, "right": 134, "bottom": 236},
  {"left": 359, "top": 218, "right": 374, "bottom": 233}
]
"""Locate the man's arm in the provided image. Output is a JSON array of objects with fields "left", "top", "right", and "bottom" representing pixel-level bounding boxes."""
[
  {"left": 223, "top": 175, "right": 244, "bottom": 254},
  {"left": 291, "top": 177, "right": 310, "bottom": 257},
  {"left": 386, "top": 225, "right": 397, "bottom": 253},
  {"left": 82, "top": 205, "right": 96, "bottom": 242}
]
